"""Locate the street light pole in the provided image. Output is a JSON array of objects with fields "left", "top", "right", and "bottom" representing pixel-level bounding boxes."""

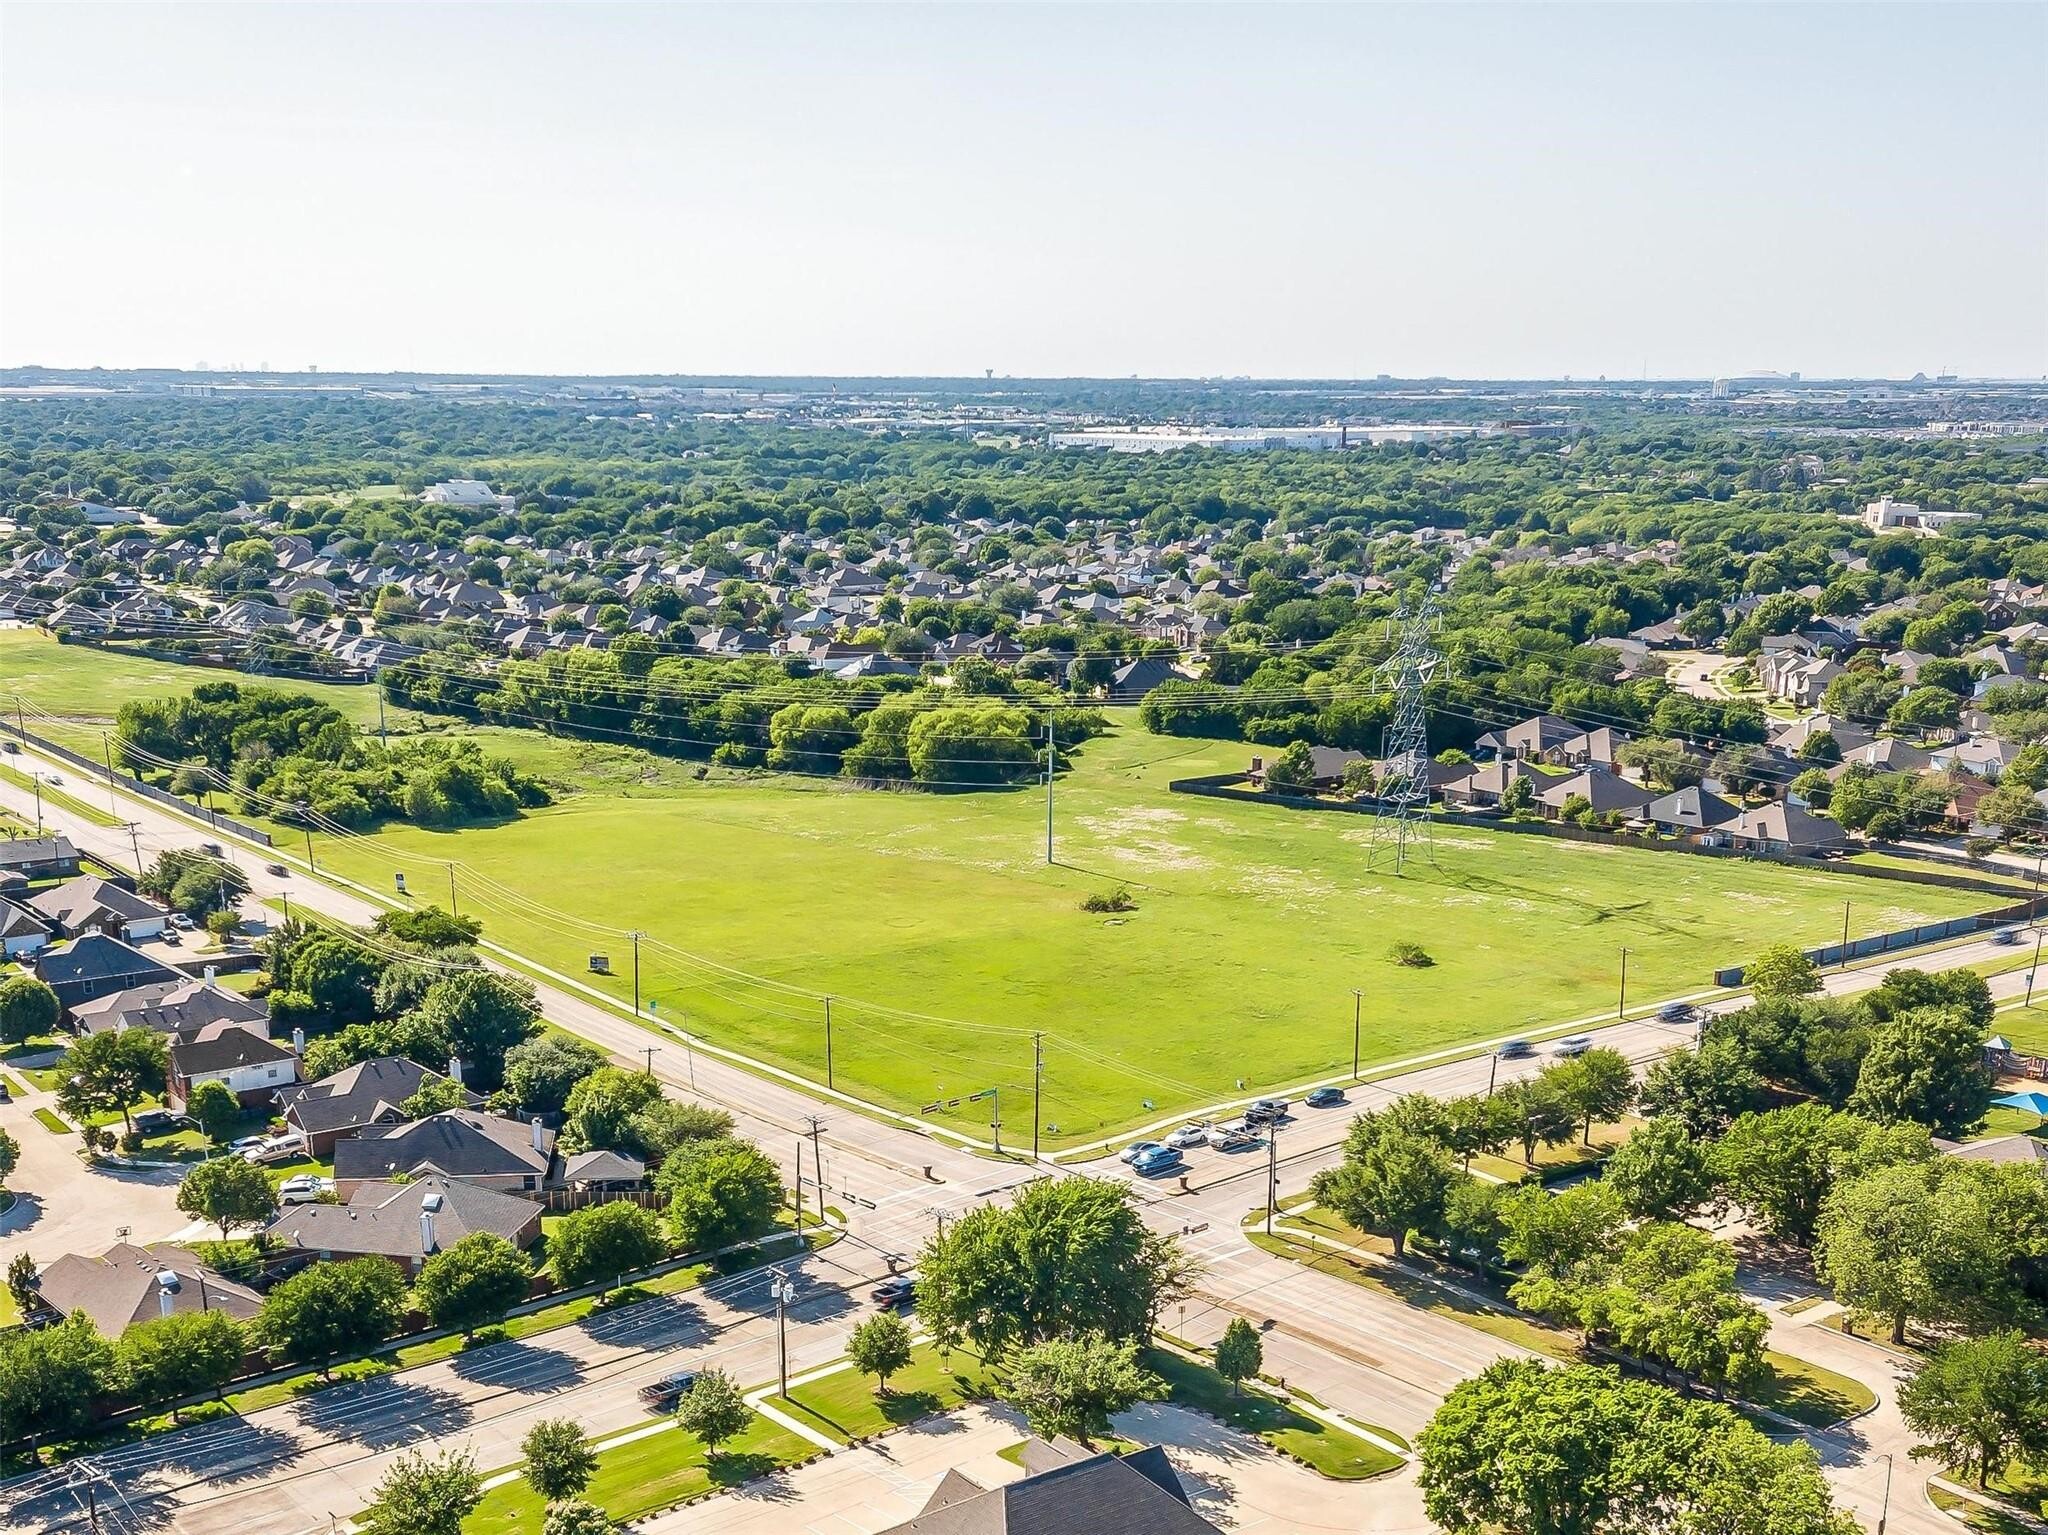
[
  {"left": 1351, "top": 989, "right": 1362, "bottom": 1081},
  {"left": 823, "top": 995, "right": 834, "bottom": 1090},
  {"left": 1265, "top": 1122, "right": 1280, "bottom": 1235},
  {"left": 2029, "top": 927, "right": 2045, "bottom": 1009},
  {"left": 1875, "top": 1452, "right": 1893, "bottom": 1535},
  {"left": 771, "top": 1269, "right": 793, "bottom": 1399},
  {"left": 804, "top": 1116, "right": 826, "bottom": 1226},
  {"left": 1840, "top": 900, "right": 1851, "bottom": 970},
  {"left": 1617, "top": 947, "right": 1628, "bottom": 1021}
]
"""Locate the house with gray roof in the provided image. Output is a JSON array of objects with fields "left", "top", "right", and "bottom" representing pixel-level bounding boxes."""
[
  {"left": 881, "top": 1436, "right": 1218, "bottom": 1534},
  {"left": 276, "top": 1056, "right": 477, "bottom": 1157},
  {"left": 30, "top": 1242, "right": 262, "bottom": 1336},
  {"left": 71, "top": 978, "right": 267, "bottom": 1039},
  {"left": 333, "top": 1109, "right": 559, "bottom": 1196},
  {"left": 29, "top": 875, "right": 168, "bottom": 943},
  {"left": 36, "top": 934, "right": 180, "bottom": 1017},
  {"left": 264, "top": 1175, "right": 544, "bottom": 1276}
]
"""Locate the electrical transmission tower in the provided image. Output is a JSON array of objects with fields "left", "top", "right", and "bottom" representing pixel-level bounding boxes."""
[{"left": 1368, "top": 592, "right": 1446, "bottom": 875}]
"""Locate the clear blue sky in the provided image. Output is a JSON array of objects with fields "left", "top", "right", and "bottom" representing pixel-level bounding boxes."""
[{"left": 3, "top": 2, "right": 2043, "bottom": 379}]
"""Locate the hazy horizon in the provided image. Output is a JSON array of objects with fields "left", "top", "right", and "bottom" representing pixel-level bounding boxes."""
[{"left": 4, "top": 2, "right": 2044, "bottom": 380}]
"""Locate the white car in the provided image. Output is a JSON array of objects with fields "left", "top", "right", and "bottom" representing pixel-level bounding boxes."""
[
  {"left": 1164, "top": 1123, "right": 1210, "bottom": 1149},
  {"left": 1119, "top": 1140, "right": 1164, "bottom": 1165},
  {"left": 278, "top": 1174, "right": 331, "bottom": 1204},
  {"left": 1551, "top": 1034, "right": 1594, "bottom": 1058},
  {"left": 241, "top": 1134, "right": 299, "bottom": 1164},
  {"left": 1205, "top": 1119, "right": 1258, "bottom": 1151}
]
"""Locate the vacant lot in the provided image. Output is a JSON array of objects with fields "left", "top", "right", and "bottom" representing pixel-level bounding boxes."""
[{"left": 8, "top": 634, "right": 1994, "bottom": 1143}]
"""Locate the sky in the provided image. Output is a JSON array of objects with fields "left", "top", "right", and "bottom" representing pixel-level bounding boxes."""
[{"left": 2, "top": 2, "right": 2044, "bottom": 380}]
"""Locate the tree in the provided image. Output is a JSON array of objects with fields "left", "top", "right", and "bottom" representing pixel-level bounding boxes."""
[
  {"left": 1310, "top": 1126, "right": 1453, "bottom": 1258},
  {"left": 115, "top": 1310, "right": 244, "bottom": 1421},
  {"left": 1501, "top": 774, "right": 1536, "bottom": 814},
  {"left": 548, "top": 1200, "right": 666, "bottom": 1291},
  {"left": 562, "top": 1066, "right": 665, "bottom": 1154},
  {"left": 1496, "top": 1077, "right": 1576, "bottom": 1165},
  {"left": 846, "top": 1310, "right": 914, "bottom": 1397},
  {"left": 0, "top": 975, "right": 59, "bottom": 1045},
  {"left": 916, "top": 1177, "right": 1192, "bottom": 1357},
  {"left": 628, "top": 1099, "right": 735, "bottom": 1163},
  {"left": 660, "top": 1138, "right": 784, "bottom": 1252},
  {"left": 1745, "top": 944, "right": 1821, "bottom": 1000},
  {"left": 6, "top": 1253, "right": 37, "bottom": 1321},
  {"left": 416, "top": 1232, "right": 532, "bottom": 1337},
  {"left": 401, "top": 1074, "right": 472, "bottom": 1119},
  {"left": 360, "top": 1448, "right": 482, "bottom": 1535},
  {"left": 541, "top": 1501, "right": 612, "bottom": 1535},
  {"left": 1601, "top": 1117, "right": 1714, "bottom": 1221},
  {"left": 1898, "top": 1331, "right": 2048, "bottom": 1489},
  {"left": 1263, "top": 739, "right": 1317, "bottom": 794},
  {"left": 413, "top": 970, "right": 539, "bottom": 1087},
  {"left": 1441, "top": 1178, "right": 1511, "bottom": 1272},
  {"left": 1499, "top": 1181, "right": 1627, "bottom": 1281},
  {"left": 0, "top": 1126, "right": 16, "bottom": 1189},
  {"left": 56, "top": 1026, "right": 168, "bottom": 1135},
  {"left": 521, "top": 1418, "right": 598, "bottom": 1502},
  {"left": 1816, "top": 1160, "right": 2016, "bottom": 1346},
  {"left": 1214, "top": 1317, "right": 1263, "bottom": 1397},
  {"left": 1639, "top": 1040, "right": 1769, "bottom": 1137},
  {"left": 675, "top": 1368, "right": 751, "bottom": 1459},
  {"left": 0, "top": 1312, "right": 118, "bottom": 1450},
  {"left": 1849, "top": 1005, "right": 1994, "bottom": 1139},
  {"left": 1710, "top": 1104, "right": 1930, "bottom": 1245},
  {"left": 177, "top": 1154, "right": 278, "bottom": 1240},
  {"left": 1004, "top": 1333, "right": 1158, "bottom": 1447},
  {"left": 186, "top": 1079, "right": 243, "bottom": 1146},
  {"left": 1976, "top": 780, "right": 2043, "bottom": 841},
  {"left": 502, "top": 1033, "right": 606, "bottom": 1115},
  {"left": 1588, "top": 1223, "right": 1768, "bottom": 1392},
  {"left": 1541, "top": 1048, "right": 1635, "bottom": 1145},
  {"left": 254, "top": 1256, "right": 407, "bottom": 1376}
]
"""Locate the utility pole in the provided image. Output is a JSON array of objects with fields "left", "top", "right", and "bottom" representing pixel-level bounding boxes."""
[
  {"left": 641, "top": 1045, "right": 658, "bottom": 1075},
  {"left": 1840, "top": 900, "right": 1851, "bottom": 970},
  {"left": 2033, "top": 852, "right": 2045, "bottom": 922},
  {"left": 630, "top": 930, "right": 642, "bottom": 1016},
  {"left": 1265, "top": 1122, "right": 1279, "bottom": 1235},
  {"left": 281, "top": 890, "right": 290, "bottom": 924},
  {"left": 31, "top": 770, "right": 42, "bottom": 836},
  {"left": 448, "top": 865, "right": 458, "bottom": 917},
  {"left": 804, "top": 1116, "right": 826, "bottom": 1226},
  {"left": 770, "top": 1269, "right": 793, "bottom": 1399},
  {"left": 1617, "top": 946, "right": 1629, "bottom": 1021},
  {"left": 1486, "top": 1049, "right": 1499, "bottom": 1098},
  {"left": 100, "top": 732, "right": 119, "bottom": 816},
  {"left": 1044, "top": 714, "right": 1055, "bottom": 865},
  {"left": 302, "top": 823, "right": 315, "bottom": 872},
  {"left": 1032, "top": 1032, "right": 1043, "bottom": 1159},
  {"left": 1351, "top": 989, "right": 1362, "bottom": 1081},
  {"left": 925, "top": 1205, "right": 948, "bottom": 1240},
  {"left": 377, "top": 686, "right": 388, "bottom": 750},
  {"left": 124, "top": 822, "right": 143, "bottom": 878},
  {"left": 2029, "top": 927, "right": 2045, "bottom": 1009},
  {"left": 681, "top": 1014, "right": 697, "bottom": 1088},
  {"left": 823, "top": 995, "right": 834, "bottom": 1090}
]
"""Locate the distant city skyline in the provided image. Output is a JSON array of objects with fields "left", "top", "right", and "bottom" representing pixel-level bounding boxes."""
[{"left": 3, "top": 2, "right": 2043, "bottom": 379}]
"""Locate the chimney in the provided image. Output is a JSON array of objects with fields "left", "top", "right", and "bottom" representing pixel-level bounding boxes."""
[
  {"left": 156, "top": 1269, "right": 181, "bottom": 1319},
  {"left": 531, "top": 1117, "right": 546, "bottom": 1153},
  {"left": 448, "top": 1057, "right": 464, "bottom": 1085},
  {"left": 292, "top": 1027, "right": 306, "bottom": 1056},
  {"left": 204, "top": 965, "right": 217, "bottom": 984},
  {"left": 420, "top": 1209, "right": 436, "bottom": 1254}
]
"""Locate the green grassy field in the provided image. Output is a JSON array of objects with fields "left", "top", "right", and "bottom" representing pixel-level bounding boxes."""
[{"left": 4, "top": 630, "right": 1998, "bottom": 1144}]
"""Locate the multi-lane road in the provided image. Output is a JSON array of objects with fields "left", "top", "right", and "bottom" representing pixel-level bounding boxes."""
[{"left": 0, "top": 737, "right": 2029, "bottom": 1535}]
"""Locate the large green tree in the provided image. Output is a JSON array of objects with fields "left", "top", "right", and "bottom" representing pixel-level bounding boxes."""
[
  {"left": 1311, "top": 1125, "right": 1454, "bottom": 1258},
  {"left": 115, "top": 1310, "right": 244, "bottom": 1421},
  {"left": 1709, "top": 1104, "right": 1931, "bottom": 1245},
  {"left": 659, "top": 1137, "right": 783, "bottom": 1252},
  {"left": 1003, "top": 1333, "right": 1158, "bottom": 1447},
  {"left": 548, "top": 1200, "right": 666, "bottom": 1291},
  {"left": 415, "top": 1232, "right": 532, "bottom": 1337},
  {"left": 0, "top": 1312, "right": 118, "bottom": 1452},
  {"left": 0, "top": 975, "right": 59, "bottom": 1045},
  {"left": 521, "top": 1418, "right": 598, "bottom": 1502},
  {"left": 1848, "top": 1005, "right": 1994, "bottom": 1139},
  {"left": 1816, "top": 1160, "right": 2018, "bottom": 1346},
  {"left": 176, "top": 1154, "right": 278, "bottom": 1240},
  {"left": 1897, "top": 1331, "right": 2048, "bottom": 1489},
  {"left": 361, "top": 1449, "right": 482, "bottom": 1535},
  {"left": 1601, "top": 1118, "right": 1714, "bottom": 1221},
  {"left": 57, "top": 1026, "right": 168, "bottom": 1136},
  {"left": 254, "top": 1256, "right": 407, "bottom": 1376},
  {"left": 1541, "top": 1048, "right": 1636, "bottom": 1145}
]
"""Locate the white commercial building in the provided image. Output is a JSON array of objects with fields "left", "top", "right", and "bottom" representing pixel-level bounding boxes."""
[{"left": 1858, "top": 496, "right": 1981, "bottom": 537}]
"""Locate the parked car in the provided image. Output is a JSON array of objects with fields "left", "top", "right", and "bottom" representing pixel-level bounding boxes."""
[
  {"left": 133, "top": 1109, "right": 181, "bottom": 1136},
  {"left": 1304, "top": 1086, "right": 1347, "bottom": 1109},
  {"left": 161, "top": 928, "right": 181, "bottom": 946},
  {"left": 1496, "top": 1039, "right": 1534, "bottom": 1059},
  {"left": 278, "top": 1174, "right": 331, "bottom": 1205},
  {"left": 1205, "top": 1120, "right": 1259, "bottom": 1151},
  {"left": 0, "top": 1079, "right": 11, "bottom": 1103},
  {"left": 1164, "top": 1122, "right": 1210, "bottom": 1149},
  {"left": 169, "top": 913, "right": 196, "bottom": 931},
  {"left": 871, "top": 1277, "right": 917, "bottom": 1308},
  {"left": 638, "top": 1370, "right": 699, "bottom": 1409},
  {"left": 227, "top": 1135, "right": 268, "bottom": 1159},
  {"left": 1244, "top": 1097, "right": 1289, "bottom": 1124},
  {"left": 1130, "top": 1145, "right": 1185, "bottom": 1177},
  {"left": 1119, "top": 1140, "right": 1165, "bottom": 1165},
  {"left": 240, "top": 1134, "right": 298, "bottom": 1164},
  {"left": 1551, "top": 1035, "right": 1594, "bottom": 1058}
]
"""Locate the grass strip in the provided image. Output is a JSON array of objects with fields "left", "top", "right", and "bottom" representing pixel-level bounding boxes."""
[
  {"left": 1142, "top": 1345, "right": 1402, "bottom": 1479},
  {"left": 32, "top": 1107, "right": 70, "bottom": 1135},
  {"left": 763, "top": 1342, "right": 997, "bottom": 1444}
]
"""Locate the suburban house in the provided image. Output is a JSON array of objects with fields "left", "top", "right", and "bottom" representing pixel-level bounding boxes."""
[
  {"left": 264, "top": 1175, "right": 544, "bottom": 1276},
  {"left": 28, "top": 875, "right": 169, "bottom": 943},
  {"left": 1245, "top": 746, "right": 1367, "bottom": 791},
  {"left": 71, "top": 978, "right": 268, "bottom": 1039},
  {"left": 1642, "top": 785, "right": 1744, "bottom": 843},
  {"left": 1758, "top": 649, "right": 1843, "bottom": 707},
  {"left": 1439, "top": 757, "right": 1533, "bottom": 808},
  {"left": 879, "top": 1436, "right": 1219, "bottom": 1534},
  {"left": 276, "top": 1056, "right": 478, "bottom": 1157},
  {"left": 0, "top": 834, "right": 82, "bottom": 882},
  {"left": 35, "top": 935, "right": 180, "bottom": 1017},
  {"left": 0, "top": 899, "right": 50, "bottom": 958},
  {"left": 28, "top": 1241, "right": 263, "bottom": 1336},
  {"left": 1830, "top": 739, "right": 1936, "bottom": 779},
  {"left": 1475, "top": 714, "right": 1579, "bottom": 761},
  {"left": 1769, "top": 714, "right": 1874, "bottom": 758},
  {"left": 1726, "top": 803, "right": 1848, "bottom": 855},
  {"left": 1103, "top": 656, "right": 1182, "bottom": 700},
  {"left": 167, "top": 1022, "right": 299, "bottom": 1110},
  {"left": 1535, "top": 769, "right": 1656, "bottom": 821},
  {"left": 332, "top": 1109, "right": 561, "bottom": 1197}
]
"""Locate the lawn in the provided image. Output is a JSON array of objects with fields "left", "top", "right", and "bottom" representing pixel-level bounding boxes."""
[
  {"left": 5, "top": 632, "right": 1998, "bottom": 1142},
  {"left": 1143, "top": 1345, "right": 1403, "bottom": 1479},
  {"left": 765, "top": 1342, "right": 999, "bottom": 1443},
  {"left": 463, "top": 1415, "right": 816, "bottom": 1535}
]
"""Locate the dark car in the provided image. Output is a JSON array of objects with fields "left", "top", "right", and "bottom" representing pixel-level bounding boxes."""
[
  {"left": 1657, "top": 1001, "right": 1700, "bottom": 1024},
  {"left": 1304, "top": 1086, "right": 1346, "bottom": 1109},
  {"left": 638, "top": 1369, "right": 699, "bottom": 1409},
  {"left": 134, "top": 1109, "right": 180, "bottom": 1135},
  {"left": 871, "top": 1277, "right": 916, "bottom": 1308},
  {"left": 1244, "top": 1097, "right": 1290, "bottom": 1124},
  {"left": 1496, "top": 1039, "right": 1534, "bottom": 1059}
]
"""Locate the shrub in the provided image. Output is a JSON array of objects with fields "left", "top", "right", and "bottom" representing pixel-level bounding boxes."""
[
  {"left": 1387, "top": 941, "right": 1435, "bottom": 968},
  {"left": 1080, "top": 888, "right": 1137, "bottom": 914}
]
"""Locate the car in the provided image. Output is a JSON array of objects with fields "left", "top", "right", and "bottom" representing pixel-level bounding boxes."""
[
  {"left": 0, "top": 1079, "right": 11, "bottom": 1103},
  {"left": 240, "top": 1134, "right": 298, "bottom": 1164},
  {"left": 1496, "top": 1039, "right": 1534, "bottom": 1059},
  {"left": 1205, "top": 1120, "right": 1259, "bottom": 1151},
  {"left": 169, "top": 913, "right": 196, "bottom": 931},
  {"left": 228, "top": 1135, "right": 268, "bottom": 1156},
  {"left": 278, "top": 1174, "right": 331, "bottom": 1205},
  {"left": 200, "top": 843, "right": 224, "bottom": 858},
  {"left": 43, "top": 774, "right": 61, "bottom": 787},
  {"left": 1551, "top": 1035, "right": 1594, "bottom": 1058},
  {"left": 0, "top": 741, "right": 16, "bottom": 754},
  {"left": 161, "top": 928, "right": 181, "bottom": 946},
  {"left": 1164, "top": 1122, "right": 1210, "bottom": 1149},
  {"left": 265, "top": 863, "right": 288, "bottom": 878},
  {"left": 1129, "top": 1145, "right": 1185, "bottom": 1176},
  {"left": 1656, "top": 1001, "right": 1698, "bottom": 1024},
  {"left": 134, "top": 1109, "right": 181, "bottom": 1136},
  {"left": 871, "top": 1277, "right": 917, "bottom": 1307},
  {"left": 1244, "top": 1097, "right": 1289, "bottom": 1123},
  {"left": 638, "top": 1370, "right": 700, "bottom": 1408},
  {"left": 1304, "top": 1086, "right": 1347, "bottom": 1109},
  {"left": 1119, "top": 1140, "right": 1165, "bottom": 1165},
  {"left": 1992, "top": 927, "right": 2023, "bottom": 947}
]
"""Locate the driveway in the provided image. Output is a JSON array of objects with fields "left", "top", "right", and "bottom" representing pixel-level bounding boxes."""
[{"left": 0, "top": 1071, "right": 192, "bottom": 1265}]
